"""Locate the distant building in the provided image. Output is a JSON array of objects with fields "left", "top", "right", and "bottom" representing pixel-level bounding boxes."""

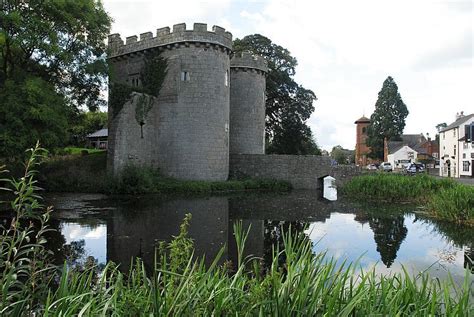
[
  {"left": 384, "top": 134, "right": 427, "bottom": 169},
  {"left": 354, "top": 116, "right": 372, "bottom": 166},
  {"left": 87, "top": 128, "right": 108, "bottom": 150},
  {"left": 439, "top": 112, "right": 474, "bottom": 178}
]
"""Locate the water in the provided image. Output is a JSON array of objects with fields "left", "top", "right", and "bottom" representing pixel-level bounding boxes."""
[{"left": 42, "top": 191, "right": 473, "bottom": 282}]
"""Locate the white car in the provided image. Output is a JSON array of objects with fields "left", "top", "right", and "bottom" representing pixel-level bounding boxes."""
[
  {"left": 379, "top": 162, "right": 392, "bottom": 172},
  {"left": 366, "top": 164, "right": 378, "bottom": 170}
]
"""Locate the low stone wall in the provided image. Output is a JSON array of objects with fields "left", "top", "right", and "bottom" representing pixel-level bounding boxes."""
[{"left": 229, "top": 154, "right": 361, "bottom": 189}]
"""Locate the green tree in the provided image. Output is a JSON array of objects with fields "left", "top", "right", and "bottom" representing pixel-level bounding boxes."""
[
  {"left": 233, "top": 34, "right": 320, "bottom": 155},
  {"left": 366, "top": 76, "right": 409, "bottom": 160},
  {"left": 330, "top": 145, "right": 354, "bottom": 165},
  {"left": 69, "top": 111, "right": 108, "bottom": 146},
  {"left": 0, "top": 0, "right": 111, "bottom": 157}
]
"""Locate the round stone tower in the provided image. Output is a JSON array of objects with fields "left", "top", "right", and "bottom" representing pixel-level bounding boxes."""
[
  {"left": 229, "top": 52, "right": 268, "bottom": 154},
  {"left": 107, "top": 23, "right": 232, "bottom": 181}
]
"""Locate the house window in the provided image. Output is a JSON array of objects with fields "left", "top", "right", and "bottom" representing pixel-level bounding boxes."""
[
  {"left": 463, "top": 161, "right": 469, "bottom": 172},
  {"left": 225, "top": 70, "right": 229, "bottom": 86},
  {"left": 453, "top": 145, "right": 456, "bottom": 156},
  {"left": 181, "top": 71, "right": 190, "bottom": 81},
  {"left": 463, "top": 153, "right": 466, "bottom": 159},
  {"left": 362, "top": 127, "right": 367, "bottom": 134},
  {"left": 443, "top": 132, "right": 445, "bottom": 139},
  {"left": 453, "top": 129, "right": 456, "bottom": 137}
]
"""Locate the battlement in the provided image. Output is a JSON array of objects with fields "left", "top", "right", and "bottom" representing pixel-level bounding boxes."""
[
  {"left": 230, "top": 51, "right": 268, "bottom": 73},
  {"left": 107, "top": 23, "right": 233, "bottom": 58}
]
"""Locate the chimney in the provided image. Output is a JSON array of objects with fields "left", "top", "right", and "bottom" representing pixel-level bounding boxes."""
[{"left": 456, "top": 111, "right": 465, "bottom": 120}]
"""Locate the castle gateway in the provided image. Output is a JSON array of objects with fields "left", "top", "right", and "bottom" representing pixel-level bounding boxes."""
[{"left": 107, "top": 23, "right": 267, "bottom": 181}]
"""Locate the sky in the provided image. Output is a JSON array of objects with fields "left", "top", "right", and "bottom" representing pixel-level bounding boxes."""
[{"left": 102, "top": 0, "right": 473, "bottom": 151}]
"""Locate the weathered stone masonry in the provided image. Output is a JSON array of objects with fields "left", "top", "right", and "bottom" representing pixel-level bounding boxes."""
[
  {"left": 107, "top": 22, "right": 361, "bottom": 187},
  {"left": 108, "top": 23, "right": 267, "bottom": 181},
  {"left": 230, "top": 154, "right": 361, "bottom": 189}
]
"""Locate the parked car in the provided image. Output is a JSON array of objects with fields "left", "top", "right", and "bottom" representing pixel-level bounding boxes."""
[
  {"left": 366, "top": 164, "right": 378, "bottom": 170},
  {"left": 379, "top": 162, "right": 392, "bottom": 172},
  {"left": 405, "top": 163, "right": 424, "bottom": 174}
]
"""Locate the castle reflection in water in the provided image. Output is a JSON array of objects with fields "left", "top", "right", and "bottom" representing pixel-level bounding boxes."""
[{"left": 47, "top": 191, "right": 473, "bottom": 278}]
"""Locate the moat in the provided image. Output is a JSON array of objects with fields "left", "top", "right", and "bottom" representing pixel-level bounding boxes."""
[{"left": 36, "top": 191, "right": 473, "bottom": 283}]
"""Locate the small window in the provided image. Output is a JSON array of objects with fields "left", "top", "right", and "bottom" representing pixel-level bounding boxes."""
[
  {"left": 453, "top": 129, "right": 456, "bottom": 137},
  {"left": 443, "top": 132, "right": 445, "bottom": 139},
  {"left": 181, "top": 71, "right": 190, "bottom": 81},
  {"left": 362, "top": 127, "right": 366, "bottom": 134},
  {"left": 463, "top": 153, "right": 466, "bottom": 159},
  {"left": 453, "top": 145, "right": 456, "bottom": 156},
  {"left": 225, "top": 70, "right": 229, "bottom": 86}
]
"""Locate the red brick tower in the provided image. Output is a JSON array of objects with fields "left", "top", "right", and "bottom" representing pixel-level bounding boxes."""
[{"left": 355, "top": 116, "right": 371, "bottom": 166}]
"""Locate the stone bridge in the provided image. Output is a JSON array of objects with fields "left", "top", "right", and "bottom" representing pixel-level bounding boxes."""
[{"left": 229, "top": 154, "right": 361, "bottom": 189}]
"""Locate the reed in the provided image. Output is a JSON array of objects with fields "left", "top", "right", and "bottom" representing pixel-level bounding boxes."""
[
  {"left": 343, "top": 173, "right": 474, "bottom": 225},
  {"left": 428, "top": 185, "right": 474, "bottom": 225}
]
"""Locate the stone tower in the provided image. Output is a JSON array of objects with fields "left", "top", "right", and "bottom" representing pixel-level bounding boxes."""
[
  {"left": 229, "top": 52, "right": 268, "bottom": 154},
  {"left": 107, "top": 23, "right": 233, "bottom": 181},
  {"left": 354, "top": 116, "right": 371, "bottom": 166}
]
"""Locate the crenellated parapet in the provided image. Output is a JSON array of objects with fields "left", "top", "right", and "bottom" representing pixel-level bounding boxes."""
[
  {"left": 107, "top": 23, "right": 233, "bottom": 58},
  {"left": 230, "top": 51, "right": 268, "bottom": 74}
]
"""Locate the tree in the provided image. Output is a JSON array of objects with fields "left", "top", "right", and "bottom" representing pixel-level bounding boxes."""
[
  {"left": 69, "top": 111, "right": 108, "bottom": 146},
  {"left": 0, "top": 1, "right": 111, "bottom": 157},
  {"left": 436, "top": 122, "right": 447, "bottom": 132},
  {"left": 330, "top": 145, "right": 354, "bottom": 165},
  {"left": 233, "top": 35, "right": 320, "bottom": 155},
  {"left": 366, "top": 76, "right": 408, "bottom": 160}
]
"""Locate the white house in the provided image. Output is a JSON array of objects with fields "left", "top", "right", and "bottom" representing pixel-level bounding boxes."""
[
  {"left": 387, "top": 145, "right": 417, "bottom": 169},
  {"left": 439, "top": 112, "right": 474, "bottom": 178},
  {"left": 385, "top": 134, "right": 426, "bottom": 169},
  {"left": 460, "top": 122, "right": 474, "bottom": 178}
]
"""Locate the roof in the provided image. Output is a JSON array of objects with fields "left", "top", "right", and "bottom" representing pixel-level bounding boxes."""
[
  {"left": 387, "top": 134, "right": 427, "bottom": 154},
  {"left": 354, "top": 116, "right": 370, "bottom": 124},
  {"left": 439, "top": 113, "right": 474, "bottom": 133},
  {"left": 87, "top": 128, "right": 108, "bottom": 138}
]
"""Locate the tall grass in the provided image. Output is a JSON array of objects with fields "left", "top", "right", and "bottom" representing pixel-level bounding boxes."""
[
  {"left": 342, "top": 173, "right": 456, "bottom": 202},
  {"left": 1, "top": 146, "right": 472, "bottom": 315},
  {"left": 428, "top": 185, "right": 474, "bottom": 225},
  {"left": 343, "top": 173, "right": 474, "bottom": 225}
]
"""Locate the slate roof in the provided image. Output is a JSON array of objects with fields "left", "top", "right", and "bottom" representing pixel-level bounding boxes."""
[
  {"left": 439, "top": 113, "right": 474, "bottom": 133},
  {"left": 387, "top": 134, "right": 427, "bottom": 154},
  {"left": 354, "top": 116, "right": 370, "bottom": 124},
  {"left": 87, "top": 128, "right": 108, "bottom": 138}
]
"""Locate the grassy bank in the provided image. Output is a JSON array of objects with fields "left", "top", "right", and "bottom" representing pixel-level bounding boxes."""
[
  {"left": 343, "top": 173, "right": 474, "bottom": 225},
  {"left": 1, "top": 151, "right": 472, "bottom": 315},
  {"left": 39, "top": 152, "right": 292, "bottom": 194}
]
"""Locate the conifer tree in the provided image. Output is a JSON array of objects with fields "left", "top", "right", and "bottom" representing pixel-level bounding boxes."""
[{"left": 367, "top": 76, "right": 409, "bottom": 160}]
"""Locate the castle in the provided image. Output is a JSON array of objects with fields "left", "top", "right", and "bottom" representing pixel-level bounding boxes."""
[{"left": 107, "top": 23, "right": 267, "bottom": 181}]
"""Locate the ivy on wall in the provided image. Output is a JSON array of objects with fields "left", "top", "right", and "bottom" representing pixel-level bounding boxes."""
[{"left": 109, "top": 50, "right": 168, "bottom": 121}]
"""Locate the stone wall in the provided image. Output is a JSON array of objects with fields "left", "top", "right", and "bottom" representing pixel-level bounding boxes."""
[
  {"left": 229, "top": 53, "right": 267, "bottom": 155},
  {"left": 230, "top": 154, "right": 361, "bottom": 189},
  {"left": 108, "top": 23, "right": 232, "bottom": 180}
]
